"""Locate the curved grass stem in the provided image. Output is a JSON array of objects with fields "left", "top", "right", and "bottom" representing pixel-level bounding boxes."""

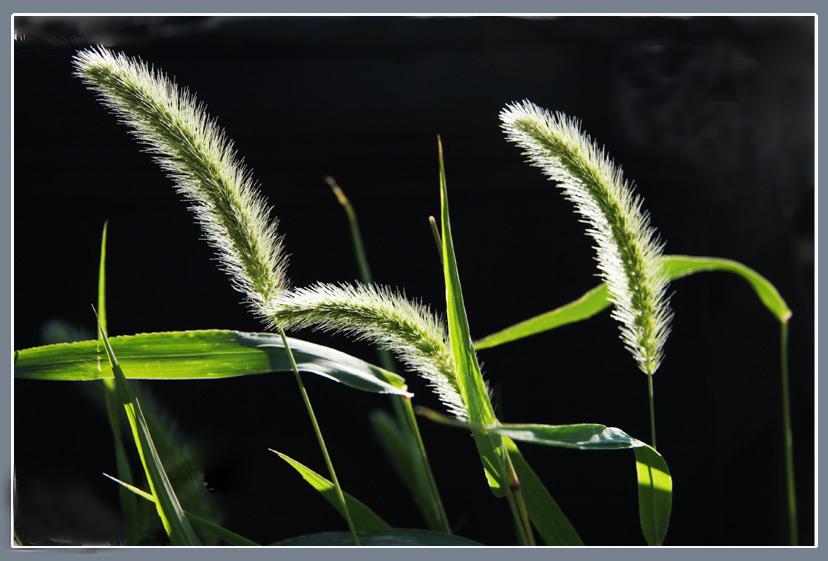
[{"left": 278, "top": 328, "right": 360, "bottom": 546}]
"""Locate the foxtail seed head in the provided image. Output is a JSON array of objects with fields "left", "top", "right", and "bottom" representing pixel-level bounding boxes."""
[
  {"left": 73, "top": 47, "right": 289, "bottom": 317},
  {"left": 501, "top": 100, "right": 672, "bottom": 375},
  {"left": 266, "top": 282, "right": 467, "bottom": 420},
  {"left": 75, "top": 47, "right": 475, "bottom": 419}
]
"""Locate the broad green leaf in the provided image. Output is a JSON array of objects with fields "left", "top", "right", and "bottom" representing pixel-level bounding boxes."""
[
  {"left": 96, "top": 320, "right": 201, "bottom": 545},
  {"left": 272, "top": 450, "right": 390, "bottom": 532},
  {"left": 14, "top": 330, "right": 409, "bottom": 397},
  {"left": 105, "top": 474, "right": 259, "bottom": 546},
  {"left": 634, "top": 445, "right": 672, "bottom": 546},
  {"left": 491, "top": 423, "right": 671, "bottom": 546},
  {"left": 273, "top": 529, "right": 483, "bottom": 546},
  {"left": 437, "top": 138, "right": 503, "bottom": 493},
  {"left": 475, "top": 254, "right": 791, "bottom": 350}
]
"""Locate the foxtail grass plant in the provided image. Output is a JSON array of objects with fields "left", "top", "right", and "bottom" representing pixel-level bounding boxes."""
[
  {"left": 501, "top": 101, "right": 672, "bottom": 449},
  {"left": 14, "top": 46, "right": 799, "bottom": 546}
]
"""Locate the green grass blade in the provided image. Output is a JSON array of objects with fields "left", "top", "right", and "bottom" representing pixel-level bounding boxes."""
[
  {"left": 438, "top": 139, "right": 542, "bottom": 545},
  {"left": 272, "top": 529, "right": 483, "bottom": 546},
  {"left": 437, "top": 138, "right": 502, "bottom": 492},
  {"left": 96, "top": 318, "right": 201, "bottom": 545},
  {"left": 663, "top": 255, "right": 791, "bottom": 322},
  {"left": 95, "top": 220, "right": 141, "bottom": 545},
  {"left": 634, "top": 445, "right": 672, "bottom": 546},
  {"left": 14, "top": 330, "right": 409, "bottom": 396},
  {"left": 272, "top": 450, "right": 390, "bottom": 532},
  {"left": 328, "top": 176, "right": 449, "bottom": 532},
  {"left": 370, "top": 409, "right": 448, "bottom": 531},
  {"left": 475, "top": 254, "right": 791, "bottom": 350},
  {"left": 503, "top": 438, "right": 583, "bottom": 546},
  {"left": 475, "top": 284, "right": 609, "bottom": 350},
  {"left": 105, "top": 473, "right": 259, "bottom": 546},
  {"left": 489, "top": 423, "right": 671, "bottom": 546}
]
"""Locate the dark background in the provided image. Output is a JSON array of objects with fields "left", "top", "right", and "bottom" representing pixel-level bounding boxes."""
[{"left": 13, "top": 15, "right": 814, "bottom": 546}]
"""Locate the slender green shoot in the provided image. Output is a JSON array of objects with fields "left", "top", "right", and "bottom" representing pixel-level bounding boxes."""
[
  {"left": 327, "top": 175, "right": 449, "bottom": 533},
  {"left": 277, "top": 327, "right": 360, "bottom": 546},
  {"left": 437, "top": 135, "right": 532, "bottom": 545},
  {"left": 104, "top": 474, "right": 260, "bottom": 546},
  {"left": 94, "top": 310, "right": 201, "bottom": 545},
  {"left": 428, "top": 216, "right": 444, "bottom": 266},
  {"left": 780, "top": 321, "right": 797, "bottom": 545},
  {"left": 95, "top": 221, "right": 141, "bottom": 545},
  {"left": 271, "top": 450, "right": 390, "bottom": 532}
]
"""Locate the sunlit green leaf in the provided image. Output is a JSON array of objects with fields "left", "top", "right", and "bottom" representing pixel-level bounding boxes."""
[
  {"left": 475, "top": 254, "right": 790, "bottom": 350},
  {"left": 96, "top": 321, "right": 201, "bottom": 545},
  {"left": 14, "top": 330, "right": 409, "bottom": 397},
  {"left": 272, "top": 450, "right": 390, "bottom": 532}
]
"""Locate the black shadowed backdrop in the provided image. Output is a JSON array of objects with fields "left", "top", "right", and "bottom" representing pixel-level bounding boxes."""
[{"left": 13, "top": 15, "right": 814, "bottom": 546}]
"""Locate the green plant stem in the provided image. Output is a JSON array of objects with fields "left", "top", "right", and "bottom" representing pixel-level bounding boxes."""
[
  {"left": 325, "top": 176, "right": 373, "bottom": 284},
  {"left": 647, "top": 373, "right": 657, "bottom": 451},
  {"left": 97, "top": 220, "right": 140, "bottom": 545},
  {"left": 400, "top": 396, "right": 451, "bottom": 533},
  {"left": 328, "top": 177, "right": 450, "bottom": 533},
  {"left": 278, "top": 327, "right": 360, "bottom": 546},
  {"left": 501, "top": 438, "right": 535, "bottom": 546},
  {"left": 780, "top": 321, "right": 798, "bottom": 545}
]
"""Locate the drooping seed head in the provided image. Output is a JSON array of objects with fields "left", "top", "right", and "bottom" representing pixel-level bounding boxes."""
[
  {"left": 501, "top": 100, "right": 672, "bottom": 375},
  {"left": 73, "top": 47, "right": 289, "bottom": 315}
]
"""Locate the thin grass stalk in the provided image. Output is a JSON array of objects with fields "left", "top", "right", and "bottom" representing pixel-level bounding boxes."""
[
  {"left": 277, "top": 328, "right": 360, "bottom": 546},
  {"left": 501, "top": 101, "right": 672, "bottom": 455},
  {"left": 780, "top": 321, "right": 797, "bottom": 545},
  {"left": 96, "top": 220, "right": 141, "bottom": 545},
  {"left": 500, "top": 437, "right": 535, "bottom": 546},
  {"left": 327, "top": 175, "right": 450, "bottom": 533}
]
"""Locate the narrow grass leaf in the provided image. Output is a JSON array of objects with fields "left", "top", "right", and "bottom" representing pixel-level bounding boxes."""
[
  {"left": 490, "top": 423, "right": 671, "bottom": 546},
  {"left": 105, "top": 473, "right": 260, "bottom": 546},
  {"left": 503, "top": 438, "right": 583, "bottom": 546},
  {"left": 475, "top": 284, "right": 609, "bottom": 350},
  {"left": 370, "top": 410, "right": 440, "bottom": 529},
  {"left": 437, "top": 138, "right": 502, "bottom": 494},
  {"left": 272, "top": 529, "right": 483, "bottom": 546},
  {"left": 475, "top": 254, "right": 791, "bottom": 350},
  {"left": 663, "top": 255, "right": 791, "bottom": 322},
  {"left": 328, "top": 177, "right": 449, "bottom": 532},
  {"left": 96, "top": 319, "right": 200, "bottom": 545},
  {"left": 272, "top": 450, "right": 390, "bottom": 532},
  {"left": 96, "top": 221, "right": 141, "bottom": 545},
  {"left": 14, "top": 330, "right": 409, "bottom": 396}
]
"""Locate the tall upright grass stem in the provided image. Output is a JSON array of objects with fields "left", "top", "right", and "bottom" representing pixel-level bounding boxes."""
[
  {"left": 501, "top": 437, "right": 535, "bottom": 546},
  {"left": 97, "top": 221, "right": 141, "bottom": 545},
  {"left": 501, "top": 101, "right": 672, "bottom": 456},
  {"left": 647, "top": 374, "right": 657, "bottom": 450},
  {"left": 277, "top": 327, "right": 360, "bottom": 546},
  {"left": 327, "top": 175, "right": 450, "bottom": 533},
  {"left": 780, "top": 321, "right": 797, "bottom": 545}
]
